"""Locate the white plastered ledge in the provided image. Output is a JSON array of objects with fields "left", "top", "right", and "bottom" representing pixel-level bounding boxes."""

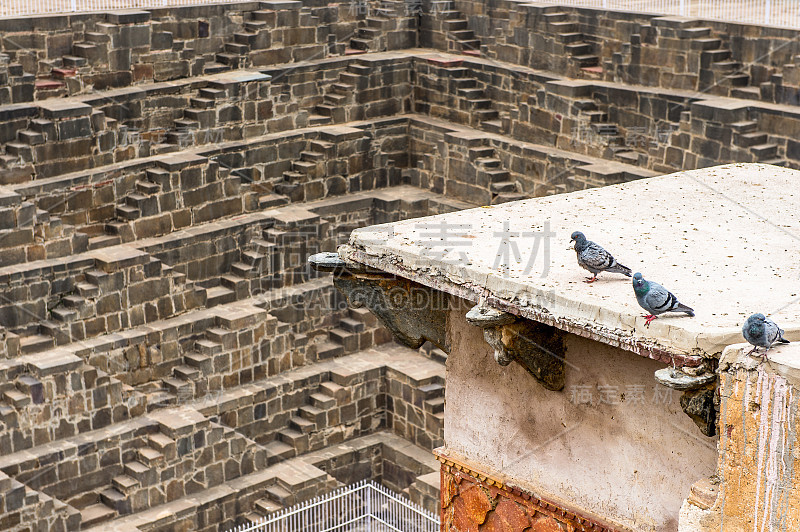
[{"left": 340, "top": 163, "right": 800, "bottom": 359}]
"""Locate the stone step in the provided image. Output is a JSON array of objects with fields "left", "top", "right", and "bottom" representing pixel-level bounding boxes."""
[
  {"left": 300, "top": 150, "right": 325, "bottom": 162},
  {"left": 80, "top": 503, "right": 116, "bottom": 528},
  {"left": 451, "top": 29, "right": 475, "bottom": 41},
  {"left": 255, "top": 498, "right": 282, "bottom": 515},
  {"left": 549, "top": 21, "right": 577, "bottom": 32},
  {"left": 18, "top": 130, "right": 44, "bottom": 145},
  {"left": 298, "top": 404, "right": 326, "bottom": 425},
  {"left": 309, "top": 392, "right": 337, "bottom": 409},
  {"left": 492, "top": 192, "right": 528, "bottom": 204},
  {"left": 258, "top": 193, "right": 291, "bottom": 208},
  {"left": 216, "top": 52, "right": 242, "bottom": 66},
  {"left": 691, "top": 37, "right": 721, "bottom": 50},
  {"left": 482, "top": 168, "right": 511, "bottom": 183},
  {"left": 265, "top": 484, "right": 294, "bottom": 506},
  {"left": 97, "top": 229, "right": 125, "bottom": 246},
  {"left": 137, "top": 446, "right": 164, "bottom": 467},
  {"left": 731, "top": 120, "right": 758, "bottom": 133},
  {"left": 124, "top": 461, "right": 157, "bottom": 486},
  {"left": 734, "top": 131, "right": 767, "bottom": 147},
  {"left": 482, "top": 119, "right": 504, "bottom": 134},
  {"left": 679, "top": 26, "right": 711, "bottom": 39},
  {"left": 206, "top": 286, "right": 236, "bottom": 306},
  {"left": 474, "top": 157, "right": 501, "bottom": 168},
  {"left": 457, "top": 87, "right": 484, "bottom": 99},
  {"left": 711, "top": 60, "right": 741, "bottom": 72},
  {"left": 245, "top": 20, "right": 268, "bottom": 31},
  {"left": 331, "top": 82, "right": 355, "bottom": 94},
  {"left": 204, "top": 62, "right": 231, "bottom": 74},
  {"left": 136, "top": 180, "right": 161, "bottom": 194},
  {"left": 474, "top": 109, "right": 498, "bottom": 121},
  {"left": 571, "top": 54, "right": 599, "bottom": 67},
  {"left": 557, "top": 32, "right": 584, "bottom": 44},
  {"left": 184, "top": 352, "right": 213, "bottom": 374},
  {"left": 459, "top": 40, "right": 481, "bottom": 52},
  {"left": 350, "top": 38, "right": 371, "bottom": 51},
  {"left": 750, "top": 143, "right": 778, "bottom": 159},
  {"left": 76, "top": 281, "right": 100, "bottom": 298},
  {"left": 308, "top": 114, "right": 332, "bottom": 126},
  {"left": 231, "top": 261, "right": 256, "bottom": 278},
  {"left": 320, "top": 381, "right": 347, "bottom": 402},
  {"left": 418, "top": 382, "right": 444, "bottom": 399},
  {"left": 760, "top": 158, "right": 787, "bottom": 166},
  {"left": 328, "top": 328, "right": 358, "bottom": 351},
  {"left": 315, "top": 340, "right": 343, "bottom": 359},
  {"left": 289, "top": 415, "right": 316, "bottom": 433},
  {"left": 116, "top": 205, "right": 140, "bottom": 220},
  {"left": 264, "top": 440, "right": 295, "bottom": 464},
  {"left": 112, "top": 474, "right": 140, "bottom": 494},
  {"left": 174, "top": 364, "right": 201, "bottom": 381},
  {"left": 19, "top": 334, "right": 54, "bottom": 355},
  {"left": 468, "top": 147, "right": 494, "bottom": 160},
  {"left": 62, "top": 55, "right": 88, "bottom": 68},
  {"left": 565, "top": 42, "right": 592, "bottom": 56},
  {"left": 490, "top": 181, "right": 518, "bottom": 193},
  {"left": 725, "top": 73, "right": 750, "bottom": 87},
  {"left": 731, "top": 86, "right": 761, "bottom": 100},
  {"left": 338, "top": 317, "right": 365, "bottom": 333},
  {"left": 614, "top": 151, "right": 641, "bottom": 165},
  {"left": 162, "top": 377, "right": 192, "bottom": 399},
  {"left": 51, "top": 307, "right": 78, "bottom": 323},
  {"left": 543, "top": 11, "right": 569, "bottom": 23},
  {"left": 225, "top": 42, "right": 249, "bottom": 55},
  {"left": 191, "top": 97, "right": 215, "bottom": 109},
  {"left": 424, "top": 396, "right": 445, "bottom": 414},
  {"left": 357, "top": 27, "right": 381, "bottom": 39},
  {"left": 3, "top": 388, "right": 30, "bottom": 408},
  {"left": 100, "top": 487, "right": 129, "bottom": 513}
]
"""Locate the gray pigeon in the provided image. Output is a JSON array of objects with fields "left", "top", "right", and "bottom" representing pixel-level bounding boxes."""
[
  {"left": 632, "top": 272, "right": 694, "bottom": 327},
  {"left": 742, "top": 313, "right": 789, "bottom": 359},
  {"left": 569, "top": 231, "right": 632, "bottom": 283}
]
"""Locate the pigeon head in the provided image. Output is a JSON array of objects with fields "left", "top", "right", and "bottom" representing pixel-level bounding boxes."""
[
  {"left": 570, "top": 231, "right": 587, "bottom": 250},
  {"left": 632, "top": 272, "right": 648, "bottom": 294},
  {"left": 745, "top": 313, "right": 766, "bottom": 337}
]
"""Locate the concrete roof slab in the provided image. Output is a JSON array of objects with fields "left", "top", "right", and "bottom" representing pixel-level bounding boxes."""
[{"left": 341, "top": 163, "right": 800, "bottom": 358}]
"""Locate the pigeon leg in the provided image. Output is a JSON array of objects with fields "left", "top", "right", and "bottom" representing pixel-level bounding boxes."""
[
  {"left": 643, "top": 314, "right": 657, "bottom": 327},
  {"left": 584, "top": 275, "right": 597, "bottom": 284},
  {"left": 747, "top": 346, "right": 759, "bottom": 356}
]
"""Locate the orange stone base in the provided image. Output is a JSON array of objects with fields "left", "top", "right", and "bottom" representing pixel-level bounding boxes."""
[{"left": 436, "top": 450, "right": 617, "bottom": 532}]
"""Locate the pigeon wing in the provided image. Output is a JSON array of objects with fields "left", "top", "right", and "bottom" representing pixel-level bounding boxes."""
[
  {"left": 644, "top": 282, "right": 677, "bottom": 315},
  {"left": 579, "top": 242, "right": 614, "bottom": 272}
]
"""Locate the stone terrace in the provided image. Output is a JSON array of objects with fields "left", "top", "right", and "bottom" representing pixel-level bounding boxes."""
[{"left": 0, "top": 0, "right": 798, "bottom": 530}]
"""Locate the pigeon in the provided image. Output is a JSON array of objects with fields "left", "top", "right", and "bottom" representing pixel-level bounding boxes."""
[
  {"left": 569, "top": 231, "right": 632, "bottom": 283},
  {"left": 742, "top": 313, "right": 789, "bottom": 359},
  {"left": 632, "top": 272, "right": 695, "bottom": 327}
]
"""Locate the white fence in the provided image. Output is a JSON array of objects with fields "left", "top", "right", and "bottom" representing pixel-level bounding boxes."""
[
  {"left": 2, "top": 0, "right": 800, "bottom": 27},
  {"left": 533, "top": 0, "right": 800, "bottom": 28},
  {"left": 227, "top": 480, "right": 440, "bottom": 532},
  {"left": 0, "top": 0, "right": 247, "bottom": 18}
]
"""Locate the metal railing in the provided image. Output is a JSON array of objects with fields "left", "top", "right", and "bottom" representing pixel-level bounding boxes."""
[
  {"left": 227, "top": 480, "right": 440, "bottom": 532},
  {"left": 533, "top": 0, "right": 800, "bottom": 28},
  {"left": 0, "top": 0, "right": 247, "bottom": 18}
]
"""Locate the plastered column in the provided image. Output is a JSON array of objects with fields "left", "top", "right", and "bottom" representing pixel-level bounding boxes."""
[{"left": 679, "top": 343, "right": 800, "bottom": 531}]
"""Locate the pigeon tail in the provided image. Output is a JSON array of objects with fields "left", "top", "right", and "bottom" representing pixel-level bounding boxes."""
[
  {"left": 778, "top": 336, "right": 790, "bottom": 344},
  {"left": 674, "top": 303, "right": 694, "bottom": 317},
  {"left": 608, "top": 263, "right": 632, "bottom": 277}
]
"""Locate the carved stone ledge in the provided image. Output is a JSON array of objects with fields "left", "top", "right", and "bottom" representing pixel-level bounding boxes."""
[
  {"left": 654, "top": 367, "right": 717, "bottom": 437},
  {"left": 308, "top": 252, "right": 449, "bottom": 353},
  {"left": 466, "top": 304, "right": 566, "bottom": 391}
]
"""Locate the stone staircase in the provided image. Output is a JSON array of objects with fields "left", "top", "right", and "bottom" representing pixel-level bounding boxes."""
[
  {"left": 314, "top": 62, "right": 372, "bottom": 124},
  {"left": 542, "top": 10, "right": 599, "bottom": 74},
  {"left": 467, "top": 146, "right": 524, "bottom": 204},
  {"left": 432, "top": 0, "right": 481, "bottom": 56}
]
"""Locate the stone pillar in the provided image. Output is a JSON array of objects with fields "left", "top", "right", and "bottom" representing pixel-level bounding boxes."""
[{"left": 679, "top": 343, "right": 800, "bottom": 531}]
